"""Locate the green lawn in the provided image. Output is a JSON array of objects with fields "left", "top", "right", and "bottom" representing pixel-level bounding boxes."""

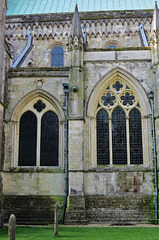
[{"left": 1, "top": 226, "right": 159, "bottom": 240}]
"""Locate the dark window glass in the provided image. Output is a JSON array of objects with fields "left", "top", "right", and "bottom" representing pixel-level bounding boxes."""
[
  {"left": 112, "top": 81, "right": 123, "bottom": 91},
  {"left": 97, "top": 109, "right": 110, "bottom": 165},
  {"left": 18, "top": 111, "right": 37, "bottom": 166},
  {"left": 51, "top": 46, "right": 64, "bottom": 67},
  {"left": 112, "top": 107, "right": 127, "bottom": 164},
  {"left": 40, "top": 111, "right": 59, "bottom": 166},
  {"left": 129, "top": 108, "right": 143, "bottom": 164},
  {"left": 33, "top": 100, "right": 46, "bottom": 113}
]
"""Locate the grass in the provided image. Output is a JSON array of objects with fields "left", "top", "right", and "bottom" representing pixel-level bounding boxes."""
[{"left": 1, "top": 226, "right": 159, "bottom": 240}]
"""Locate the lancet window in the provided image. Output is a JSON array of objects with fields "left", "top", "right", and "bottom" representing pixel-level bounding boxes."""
[{"left": 18, "top": 99, "right": 59, "bottom": 167}]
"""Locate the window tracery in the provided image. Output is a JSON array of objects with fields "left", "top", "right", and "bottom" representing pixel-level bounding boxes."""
[
  {"left": 11, "top": 93, "right": 64, "bottom": 169},
  {"left": 33, "top": 100, "right": 46, "bottom": 112},
  {"left": 96, "top": 80, "right": 143, "bottom": 165},
  {"left": 18, "top": 100, "right": 59, "bottom": 167}
]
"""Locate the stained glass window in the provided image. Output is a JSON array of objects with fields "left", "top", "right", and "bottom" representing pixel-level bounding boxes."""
[
  {"left": 40, "top": 111, "right": 59, "bottom": 166},
  {"left": 112, "top": 81, "right": 123, "bottom": 91},
  {"left": 129, "top": 108, "right": 143, "bottom": 164},
  {"left": 101, "top": 92, "right": 116, "bottom": 106},
  {"left": 96, "top": 80, "right": 144, "bottom": 166},
  {"left": 51, "top": 46, "right": 64, "bottom": 67},
  {"left": 120, "top": 92, "right": 135, "bottom": 106},
  {"left": 112, "top": 107, "right": 127, "bottom": 164},
  {"left": 18, "top": 111, "right": 37, "bottom": 166},
  {"left": 96, "top": 109, "right": 109, "bottom": 165}
]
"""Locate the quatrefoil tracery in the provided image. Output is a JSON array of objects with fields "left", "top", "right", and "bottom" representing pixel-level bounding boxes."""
[
  {"left": 33, "top": 100, "right": 46, "bottom": 112},
  {"left": 112, "top": 80, "right": 123, "bottom": 92}
]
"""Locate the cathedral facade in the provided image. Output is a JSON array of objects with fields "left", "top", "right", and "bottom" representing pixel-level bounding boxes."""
[{"left": 1, "top": 0, "right": 159, "bottom": 225}]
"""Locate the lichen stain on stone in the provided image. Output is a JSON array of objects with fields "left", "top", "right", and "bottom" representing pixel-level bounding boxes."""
[
  {"left": 94, "top": 174, "right": 99, "bottom": 181},
  {"left": 133, "top": 175, "right": 141, "bottom": 193},
  {"left": 143, "top": 172, "right": 145, "bottom": 182},
  {"left": 36, "top": 174, "right": 40, "bottom": 190}
]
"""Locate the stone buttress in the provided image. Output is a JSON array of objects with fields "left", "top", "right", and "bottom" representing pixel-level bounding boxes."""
[
  {"left": 66, "top": 5, "right": 87, "bottom": 224},
  {"left": 0, "top": 0, "right": 7, "bottom": 228},
  {"left": 150, "top": 2, "right": 159, "bottom": 202}
]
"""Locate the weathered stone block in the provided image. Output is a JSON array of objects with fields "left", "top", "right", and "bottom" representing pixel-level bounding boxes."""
[
  {"left": 3, "top": 195, "right": 64, "bottom": 224},
  {"left": 8, "top": 214, "right": 16, "bottom": 240},
  {"left": 54, "top": 203, "right": 58, "bottom": 237}
]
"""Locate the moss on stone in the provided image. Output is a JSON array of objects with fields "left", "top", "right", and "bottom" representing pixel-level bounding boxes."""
[
  {"left": 87, "top": 47, "right": 151, "bottom": 52},
  {"left": 10, "top": 167, "right": 64, "bottom": 173},
  {"left": 3, "top": 195, "right": 65, "bottom": 224}
]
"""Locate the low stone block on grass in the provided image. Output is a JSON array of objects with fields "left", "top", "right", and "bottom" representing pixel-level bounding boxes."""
[{"left": 8, "top": 214, "right": 16, "bottom": 240}]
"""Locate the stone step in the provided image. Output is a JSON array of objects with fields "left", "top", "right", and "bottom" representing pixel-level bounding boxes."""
[{"left": 65, "top": 219, "right": 87, "bottom": 225}]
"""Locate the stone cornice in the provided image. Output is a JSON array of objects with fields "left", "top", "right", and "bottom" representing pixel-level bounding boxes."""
[{"left": 8, "top": 67, "right": 69, "bottom": 78}]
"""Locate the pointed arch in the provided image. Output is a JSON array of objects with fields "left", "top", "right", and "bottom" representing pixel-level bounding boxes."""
[
  {"left": 96, "top": 109, "right": 109, "bottom": 165},
  {"left": 40, "top": 111, "right": 59, "bottom": 166},
  {"left": 18, "top": 111, "right": 37, "bottom": 166},
  {"left": 11, "top": 89, "right": 65, "bottom": 122},
  {"left": 11, "top": 90, "right": 64, "bottom": 168},
  {"left": 87, "top": 67, "right": 152, "bottom": 168},
  {"left": 87, "top": 67, "right": 151, "bottom": 117},
  {"left": 129, "top": 108, "right": 143, "bottom": 164},
  {"left": 112, "top": 106, "right": 127, "bottom": 164}
]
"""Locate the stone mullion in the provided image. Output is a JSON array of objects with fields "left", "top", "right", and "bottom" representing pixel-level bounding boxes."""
[
  {"left": 109, "top": 118, "right": 113, "bottom": 165},
  {"left": 36, "top": 116, "right": 41, "bottom": 167},
  {"left": 13, "top": 122, "right": 17, "bottom": 168},
  {"left": 126, "top": 117, "right": 130, "bottom": 165}
]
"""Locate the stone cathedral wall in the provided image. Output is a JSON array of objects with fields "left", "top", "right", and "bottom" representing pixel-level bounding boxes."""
[
  {"left": 5, "top": 10, "right": 152, "bottom": 67},
  {"left": 2, "top": 9, "right": 156, "bottom": 224}
]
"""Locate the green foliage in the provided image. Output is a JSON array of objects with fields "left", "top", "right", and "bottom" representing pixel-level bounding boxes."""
[{"left": 1, "top": 226, "right": 159, "bottom": 240}]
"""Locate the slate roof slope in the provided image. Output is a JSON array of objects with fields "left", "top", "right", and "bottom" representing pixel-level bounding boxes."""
[{"left": 6, "top": 0, "right": 157, "bottom": 16}]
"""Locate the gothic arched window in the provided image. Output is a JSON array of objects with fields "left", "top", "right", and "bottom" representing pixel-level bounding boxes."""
[
  {"left": 97, "top": 109, "right": 109, "bottom": 165},
  {"left": 112, "top": 107, "right": 127, "bottom": 164},
  {"left": 40, "top": 111, "right": 59, "bottom": 166},
  {"left": 96, "top": 80, "right": 143, "bottom": 165},
  {"left": 129, "top": 108, "right": 143, "bottom": 164},
  {"left": 19, "top": 111, "right": 37, "bottom": 166},
  {"left": 51, "top": 46, "right": 64, "bottom": 67},
  {"left": 18, "top": 99, "right": 60, "bottom": 167}
]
